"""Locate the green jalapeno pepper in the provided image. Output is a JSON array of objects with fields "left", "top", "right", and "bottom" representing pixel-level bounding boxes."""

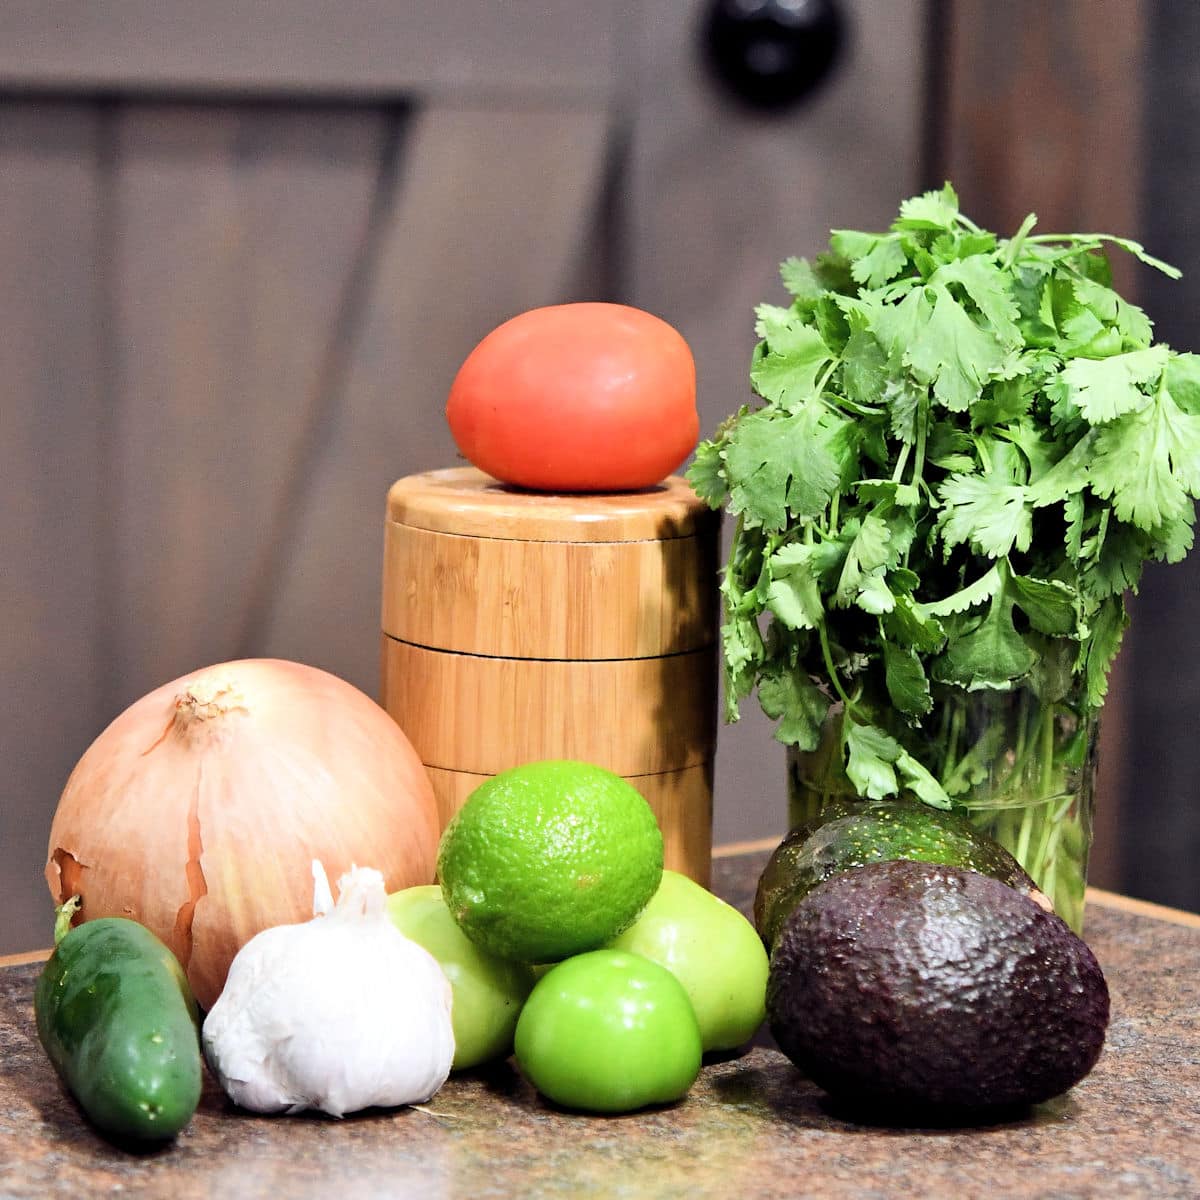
[{"left": 35, "top": 899, "right": 202, "bottom": 1141}]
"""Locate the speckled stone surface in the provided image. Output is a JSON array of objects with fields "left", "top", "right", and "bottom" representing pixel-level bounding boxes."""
[{"left": 1, "top": 852, "right": 1197, "bottom": 1198}]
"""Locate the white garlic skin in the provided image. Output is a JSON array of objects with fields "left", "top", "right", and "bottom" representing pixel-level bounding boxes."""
[{"left": 202, "top": 865, "right": 454, "bottom": 1117}]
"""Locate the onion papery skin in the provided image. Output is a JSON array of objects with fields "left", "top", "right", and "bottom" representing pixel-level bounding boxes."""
[{"left": 45, "top": 659, "right": 440, "bottom": 1010}]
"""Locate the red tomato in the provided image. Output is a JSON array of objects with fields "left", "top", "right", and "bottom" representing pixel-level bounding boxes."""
[{"left": 446, "top": 303, "right": 699, "bottom": 492}]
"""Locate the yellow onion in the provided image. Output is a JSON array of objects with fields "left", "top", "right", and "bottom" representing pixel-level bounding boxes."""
[{"left": 45, "top": 658, "right": 439, "bottom": 1010}]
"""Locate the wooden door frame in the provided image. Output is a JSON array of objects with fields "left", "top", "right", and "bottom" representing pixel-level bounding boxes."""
[{"left": 0, "top": 1, "right": 620, "bottom": 99}]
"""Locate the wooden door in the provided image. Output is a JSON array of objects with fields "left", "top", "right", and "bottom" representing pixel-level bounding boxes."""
[{"left": 0, "top": 0, "right": 926, "bottom": 952}]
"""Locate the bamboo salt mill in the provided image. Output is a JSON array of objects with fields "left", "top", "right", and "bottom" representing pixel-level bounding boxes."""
[{"left": 380, "top": 467, "right": 719, "bottom": 883}]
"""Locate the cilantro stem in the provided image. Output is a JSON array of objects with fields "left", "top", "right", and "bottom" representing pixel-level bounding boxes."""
[
  {"left": 946, "top": 703, "right": 965, "bottom": 783},
  {"left": 816, "top": 620, "right": 854, "bottom": 712},
  {"left": 835, "top": 397, "right": 886, "bottom": 418},
  {"left": 815, "top": 358, "right": 839, "bottom": 397},
  {"left": 1015, "top": 803, "right": 1034, "bottom": 867},
  {"left": 911, "top": 397, "right": 929, "bottom": 489},
  {"left": 1040, "top": 700, "right": 1056, "bottom": 796},
  {"left": 1002, "top": 212, "right": 1039, "bottom": 268},
  {"left": 1024, "top": 233, "right": 1120, "bottom": 245},
  {"left": 972, "top": 432, "right": 992, "bottom": 473},
  {"left": 891, "top": 443, "right": 911, "bottom": 484}
]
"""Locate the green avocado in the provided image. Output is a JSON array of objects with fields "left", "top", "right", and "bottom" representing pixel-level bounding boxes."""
[
  {"left": 766, "top": 860, "right": 1110, "bottom": 1114},
  {"left": 753, "top": 797, "right": 1047, "bottom": 951}
]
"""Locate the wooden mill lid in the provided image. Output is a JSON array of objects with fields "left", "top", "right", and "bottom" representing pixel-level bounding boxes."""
[
  {"left": 385, "top": 467, "right": 715, "bottom": 543},
  {"left": 381, "top": 467, "right": 719, "bottom": 660}
]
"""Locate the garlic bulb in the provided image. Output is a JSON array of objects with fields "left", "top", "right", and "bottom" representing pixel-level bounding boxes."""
[{"left": 202, "top": 863, "right": 454, "bottom": 1117}]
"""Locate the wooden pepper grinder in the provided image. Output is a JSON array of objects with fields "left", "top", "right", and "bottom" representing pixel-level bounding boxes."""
[{"left": 380, "top": 467, "right": 719, "bottom": 883}]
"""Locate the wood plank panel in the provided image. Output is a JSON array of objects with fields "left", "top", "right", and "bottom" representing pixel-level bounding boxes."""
[
  {"left": 0, "top": 103, "right": 103, "bottom": 954},
  {"left": 936, "top": 1, "right": 1147, "bottom": 297},
  {"left": 625, "top": 0, "right": 926, "bottom": 845},
  {"left": 109, "top": 105, "right": 384, "bottom": 709},
  {"left": 935, "top": 0, "right": 1149, "bottom": 891},
  {"left": 260, "top": 103, "right": 612, "bottom": 694},
  {"left": 0, "top": 1, "right": 616, "bottom": 99}
]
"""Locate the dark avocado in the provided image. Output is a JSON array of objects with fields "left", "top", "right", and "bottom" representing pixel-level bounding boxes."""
[
  {"left": 766, "top": 859, "right": 1109, "bottom": 1114},
  {"left": 754, "top": 798, "right": 1048, "bottom": 951}
]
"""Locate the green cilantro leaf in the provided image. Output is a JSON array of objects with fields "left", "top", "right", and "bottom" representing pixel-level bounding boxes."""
[
  {"left": 842, "top": 330, "right": 889, "bottom": 406},
  {"left": 1084, "top": 597, "right": 1129, "bottom": 708},
  {"left": 907, "top": 285, "right": 1013, "bottom": 412},
  {"left": 720, "top": 614, "right": 764, "bottom": 720},
  {"left": 894, "top": 749, "right": 952, "bottom": 809},
  {"left": 894, "top": 182, "right": 960, "bottom": 231},
  {"left": 872, "top": 287, "right": 931, "bottom": 362},
  {"left": 1090, "top": 381, "right": 1200, "bottom": 529},
  {"left": 855, "top": 573, "right": 898, "bottom": 615},
  {"left": 779, "top": 256, "right": 822, "bottom": 300},
  {"left": 1152, "top": 506, "right": 1196, "bottom": 563},
  {"left": 1009, "top": 573, "right": 1078, "bottom": 637},
  {"left": 686, "top": 440, "right": 727, "bottom": 508},
  {"left": 1064, "top": 491, "right": 1086, "bottom": 561},
  {"left": 932, "top": 254, "right": 1022, "bottom": 346},
  {"left": 750, "top": 319, "right": 833, "bottom": 412},
  {"left": 1081, "top": 520, "right": 1147, "bottom": 599},
  {"left": 927, "top": 422, "right": 976, "bottom": 471},
  {"left": 723, "top": 405, "right": 844, "bottom": 531},
  {"left": 884, "top": 595, "right": 948, "bottom": 652},
  {"left": 883, "top": 640, "right": 933, "bottom": 715},
  {"left": 1060, "top": 346, "right": 1168, "bottom": 424},
  {"left": 834, "top": 512, "right": 895, "bottom": 609},
  {"left": 937, "top": 472, "right": 1032, "bottom": 558},
  {"left": 1070, "top": 234, "right": 1181, "bottom": 279},
  {"left": 843, "top": 720, "right": 903, "bottom": 798},
  {"left": 844, "top": 235, "right": 908, "bottom": 289},
  {"left": 972, "top": 378, "right": 1031, "bottom": 427},
  {"left": 933, "top": 584, "right": 1037, "bottom": 690},
  {"left": 765, "top": 543, "right": 824, "bottom": 631},
  {"left": 1071, "top": 276, "right": 1153, "bottom": 349},
  {"left": 1026, "top": 431, "right": 1096, "bottom": 508},
  {"left": 883, "top": 376, "right": 924, "bottom": 442},
  {"left": 918, "top": 564, "right": 1002, "bottom": 617},
  {"left": 758, "top": 664, "right": 829, "bottom": 750},
  {"left": 1165, "top": 353, "right": 1200, "bottom": 414}
]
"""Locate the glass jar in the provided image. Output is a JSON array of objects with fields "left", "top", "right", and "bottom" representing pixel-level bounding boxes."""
[{"left": 785, "top": 681, "right": 1098, "bottom": 932}]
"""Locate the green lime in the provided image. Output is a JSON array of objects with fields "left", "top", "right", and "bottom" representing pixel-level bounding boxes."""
[
  {"left": 608, "top": 870, "right": 768, "bottom": 1051},
  {"left": 387, "top": 885, "right": 536, "bottom": 1071},
  {"left": 437, "top": 760, "right": 663, "bottom": 963},
  {"left": 514, "top": 950, "right": 702, "bottom": 1112}
]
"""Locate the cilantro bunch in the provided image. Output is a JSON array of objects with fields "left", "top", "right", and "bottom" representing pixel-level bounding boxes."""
[{"left": 690, "top": 184, "right": 1196, "bottom": 823}]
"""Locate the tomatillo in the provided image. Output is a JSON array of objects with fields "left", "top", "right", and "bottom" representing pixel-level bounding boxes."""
[
  {"left": 607, "top": 869, "right": 768, "bottom": 1051},
  {"left": 387, "top": 885, "right": 535, "bottom": 1071},
  {"left": 513, "top": 950, "right": 702, "bottom": 1113}
]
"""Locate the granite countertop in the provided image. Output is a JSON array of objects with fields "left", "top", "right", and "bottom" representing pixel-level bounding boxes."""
[{"left": 2, "top": 848, "right": 1198, "bottom": 1198}]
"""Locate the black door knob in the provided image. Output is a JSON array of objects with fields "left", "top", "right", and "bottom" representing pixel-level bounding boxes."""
[{"left": 701, "top": 0, "right": 846, "bottom": 113}]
